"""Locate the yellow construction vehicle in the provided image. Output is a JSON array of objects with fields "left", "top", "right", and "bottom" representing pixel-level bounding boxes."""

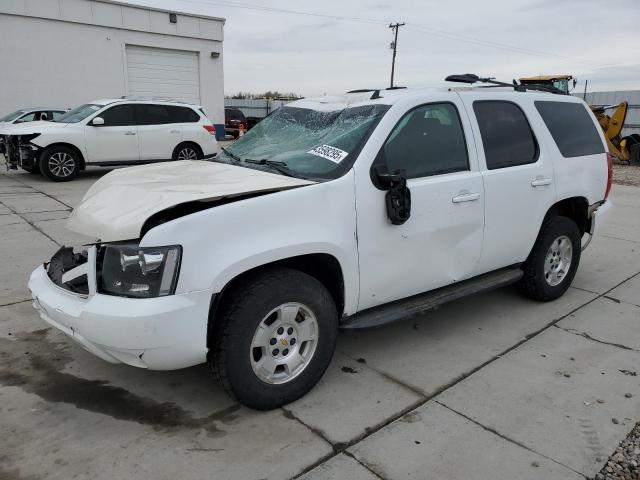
[
  {"left": 519, "top": 75, "right": 575, "bottom": 95},
  {"left": 519, "top": 75, "right": 640, "bottom": 164}
]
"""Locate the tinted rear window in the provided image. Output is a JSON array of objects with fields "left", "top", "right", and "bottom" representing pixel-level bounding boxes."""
[
  {"left": 226, "top": 109, "right": 245, "bottom": 121},
  {"left": 136, "top": 105, "right": 200, "bottom": 125},
  {"left": 535, "top": 101, "right": 605, "bottom": 157},
  {"left": 473, "top": 101, "right": 538, "bottom": 170}
]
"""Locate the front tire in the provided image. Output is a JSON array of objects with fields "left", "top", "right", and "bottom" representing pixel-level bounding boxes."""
[
  {"left": 39, "top": 146, "right": 79, "bottom": 181},
  {"left": 209, "top": 268, "right": 338, "bottom": 410},
  {"left": 519, "top": 216, "right": 581, "bottom": 302}
]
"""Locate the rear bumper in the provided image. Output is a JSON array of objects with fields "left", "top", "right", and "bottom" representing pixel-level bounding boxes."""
[
  {"left": 583, "top": 200, "right": 612, "bottom": 250},
  {"left": 28, "top": 264, "right": 213, "bottom": 370}
]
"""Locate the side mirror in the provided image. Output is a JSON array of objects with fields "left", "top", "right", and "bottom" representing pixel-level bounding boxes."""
[
  {"left": 373, "top": 165, "right": 411, "bottom": 225},
  {"left": 91, "top": 117, "right": 105, "bottom": 126}
]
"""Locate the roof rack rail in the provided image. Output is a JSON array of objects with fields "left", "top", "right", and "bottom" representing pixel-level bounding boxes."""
[
  {"left": 445, "top": 74, "right": 564, "bottom": 95},
  {"left": 118, "top": 95, "right": 198, "bottom": 104}
]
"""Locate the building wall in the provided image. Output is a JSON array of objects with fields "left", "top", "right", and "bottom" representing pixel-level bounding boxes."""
[
  {"left": 0, "top": 0, "right": 225, "bottom": 123},
  {"left": 578, "top": 91, "right": 640, "bottom": 137}
]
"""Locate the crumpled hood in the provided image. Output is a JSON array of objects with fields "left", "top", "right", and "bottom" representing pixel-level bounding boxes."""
[
  {"left": 67, "top": 160, "right": 314, "bottom": 242},
  {"left": 0, "top": 120, "right": 55, "bottom": 136}
]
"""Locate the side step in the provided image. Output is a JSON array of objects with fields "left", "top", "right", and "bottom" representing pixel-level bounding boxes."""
[{"left": 341, "top": 267, "right": 523, "bottom": 330}]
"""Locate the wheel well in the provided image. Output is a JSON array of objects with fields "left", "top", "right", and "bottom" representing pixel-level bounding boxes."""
[
  {"left": 41, "top": 143, "right": 86, "bottom": 169},
  {"left": 546, "top": 197, "right": 589, "bottom": 235},
  {"left": 207, "top": 254, "right": 345, "bottom": 347},
  {"left": 174, "top": 141, "right": 203, "bottom": 158}
]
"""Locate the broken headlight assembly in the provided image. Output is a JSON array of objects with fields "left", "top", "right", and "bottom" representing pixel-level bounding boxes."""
[{"left": 98, "top": 243, "right": 182, "bottom": 298}]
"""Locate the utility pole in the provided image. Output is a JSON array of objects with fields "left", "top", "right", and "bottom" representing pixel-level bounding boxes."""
[{"left": 389, "top": 22, "right": 405, "bottom": 88}]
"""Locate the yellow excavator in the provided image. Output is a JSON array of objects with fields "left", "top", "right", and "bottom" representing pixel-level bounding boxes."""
[{"left": 519, "top": 75, "right": 639, "bottom": 164}]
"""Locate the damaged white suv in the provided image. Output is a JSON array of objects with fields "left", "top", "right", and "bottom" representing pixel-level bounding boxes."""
[{"left": 29, "top": 76, "right": 612, "bottom": 409}]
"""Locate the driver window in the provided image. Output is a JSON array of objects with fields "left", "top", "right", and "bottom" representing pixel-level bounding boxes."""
[{"left": 382, "top": 103, "right": 469, "bottom": 178}]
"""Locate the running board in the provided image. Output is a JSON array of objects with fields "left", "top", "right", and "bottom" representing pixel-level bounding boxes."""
[{"left": 341, "top": 267, "right": 523, "bottom": 330}]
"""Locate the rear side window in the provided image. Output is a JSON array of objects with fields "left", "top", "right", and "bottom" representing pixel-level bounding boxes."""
[
  {"left": 136, "top": 104, "right": 170, "bottom": 125},
  {"left": 535, "top": 101, "right": 605, "bottom": 157},
  {"left": 166, "top": 105, "right": 200, "bottom": 123},
  {"left": 136, "top": 105, "right": 199, "bottom": 124},
  {"left": 381, "top": 102, "right": 469, "bottom": 179},
  {"left": 473, "top": 101, "right": 538, "bottom": 170}
]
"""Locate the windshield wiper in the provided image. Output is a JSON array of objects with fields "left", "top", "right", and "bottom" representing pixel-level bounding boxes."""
[
  {"left": 221, "top": 147, "right": 242, "bottom": 162},
  {"left": 244, "top": 158, "right": 298, "bottom": 178}
]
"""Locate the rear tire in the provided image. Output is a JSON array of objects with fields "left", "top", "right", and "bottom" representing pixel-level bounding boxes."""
[
  {"left": 518, "top": 216, "right": 581, "bottom": 302},
  {"left": 172, "top": 143, "right": 202, "bottom": 161},
  {"left": 39, "top": 146, "right": 79, "bottom": 182},
  {"left": 209, "top": 268, "right": 338, "bottom": 410}
]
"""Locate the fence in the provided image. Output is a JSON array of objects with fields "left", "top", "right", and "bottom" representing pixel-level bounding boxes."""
[{"left": 224, "top": 98, "right": 295, "bottom": 119}]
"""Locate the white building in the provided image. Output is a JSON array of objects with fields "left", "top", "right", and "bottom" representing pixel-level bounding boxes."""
[{"left": 0, "top": 0, "right": 225, "bottom": 128}]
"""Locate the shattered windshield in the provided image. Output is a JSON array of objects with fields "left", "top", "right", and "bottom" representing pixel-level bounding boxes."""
[
  {"left": 54, "top": 104, "right": 102, "bottom": 123},
  {"left": 216, "top": 104, "right": 389, "bottom": 180}
]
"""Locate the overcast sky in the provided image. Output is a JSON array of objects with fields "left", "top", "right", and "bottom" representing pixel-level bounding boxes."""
[{"left": 124, "top": 0, "right": 639, "bottom": 97}]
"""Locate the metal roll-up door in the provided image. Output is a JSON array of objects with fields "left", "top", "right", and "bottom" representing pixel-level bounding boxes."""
[{"left": 126, "top": 45, "right": 200, "bottom": 104}]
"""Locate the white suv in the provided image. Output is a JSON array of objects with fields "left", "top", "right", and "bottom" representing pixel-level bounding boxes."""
[
  {"left": 28, "top": 78, "right": 612, "bottom": 409},
  {"left": 2, "top": 98, "right": 217, "bottom": 181}
]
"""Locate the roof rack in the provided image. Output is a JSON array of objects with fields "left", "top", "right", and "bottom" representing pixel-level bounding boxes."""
[
  {"left": 445, "top": 74, "right": 565, "bottom": 95},
  {"left": 118, "top": 96, "right": 199, "bottom": 105},
  {"left": 346, "top": 86, "right": 407, "bottom": 100}
]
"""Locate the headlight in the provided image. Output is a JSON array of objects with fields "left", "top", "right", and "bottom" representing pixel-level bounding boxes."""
[{"left": 99, "top": 243, "right": 182, "bottom": 298}]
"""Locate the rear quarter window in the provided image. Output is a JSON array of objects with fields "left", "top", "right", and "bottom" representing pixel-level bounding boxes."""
[{"left": 535, "top": 101, "right": 605, "bottom": 157}]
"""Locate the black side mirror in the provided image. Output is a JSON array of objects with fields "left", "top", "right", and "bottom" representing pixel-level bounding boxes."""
[{"left": 374, "top": 166, "right": 411, "bottom": 225}]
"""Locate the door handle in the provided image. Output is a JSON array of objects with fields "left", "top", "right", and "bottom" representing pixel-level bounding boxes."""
[
  {"left": 170, "top": 129, "right": 180, "bottom": 134},
  {"left": 531, "top": 177, "right": 552, "bottom": 187},
  {"left": 452, "top": 192, "right": 481, "bottom": 203},
  {"left": 124, "top": 131, "right": 136, "bottom": 136}
]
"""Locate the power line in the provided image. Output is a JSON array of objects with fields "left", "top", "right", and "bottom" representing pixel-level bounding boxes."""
[{"left": 166, "top": 0, "right": 614, "bottom": 69}]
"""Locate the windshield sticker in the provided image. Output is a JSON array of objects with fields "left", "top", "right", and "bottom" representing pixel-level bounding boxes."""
[{"left": 307, "top": 145, "right": 349, "bottom": 163}]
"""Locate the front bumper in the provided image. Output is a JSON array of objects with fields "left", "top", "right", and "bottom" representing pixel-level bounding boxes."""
[
  {"left": 1, "top": 135, "right": 40, "bottom": 170},
  {"left": 28, "top": 263, "right": 213, "bottom": 370}
]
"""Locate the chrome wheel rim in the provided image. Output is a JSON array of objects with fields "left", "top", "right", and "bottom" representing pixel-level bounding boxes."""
[
  {"left": 177, "top": 147, "right": 198, "bottom": 160},
  {"left": 250, "top": 302, "right": 319, "bottom": 385},
  {"left": 48, "top": 152, "right": 75, "bottom": 177},
  {"left": 544, "top": 235, "right": 573, "bottom": 287}
]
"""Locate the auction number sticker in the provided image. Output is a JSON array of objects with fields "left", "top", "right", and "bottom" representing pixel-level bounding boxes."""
[{"left": 307, "top": 145, "right": 349, "bottom": 163}]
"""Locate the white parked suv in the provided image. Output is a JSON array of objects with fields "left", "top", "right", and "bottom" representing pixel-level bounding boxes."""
[
  {"left": 2, "top": 98, "right": 217, "bottom": 180},
  {"left": 28, "top": 76, "right": 612, "bottom": 409}
]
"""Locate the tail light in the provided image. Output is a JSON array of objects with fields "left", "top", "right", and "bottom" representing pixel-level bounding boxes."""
[
  {"left": 203, "top": 125, "right": 216, "bottom": 135},
  {"left": 605, "top": 152, "right": 613, "bottom": 200}
]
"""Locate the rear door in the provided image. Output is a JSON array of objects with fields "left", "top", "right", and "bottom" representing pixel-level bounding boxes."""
[
  {"left": 459, "top": 94, "right": 557, "bottom": 274},
  {"left": 84, "top": 104, "right": 139, "bottom": 163},
  {"left": 135, "top": 104, "right": 182, "bottom": 160},
  {"left": 355, "top": 95, "right": 485, "bottom": 310}
]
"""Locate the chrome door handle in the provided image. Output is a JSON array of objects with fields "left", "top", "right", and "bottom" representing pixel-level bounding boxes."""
[
  {"left": 124, "top": 131, "right": 136, "bottom": 136},
  {"left": 452, "top": 192, "right": 481, "bottom": 203},
  {"left": 531, "top": 177, "right": 552, "bottom": 187}
]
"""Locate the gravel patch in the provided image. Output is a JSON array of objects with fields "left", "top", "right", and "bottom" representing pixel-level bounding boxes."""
[
  {"left": 594, "top": 421, "right": 640, "bottom": 480},
  {"left": 613, "top": 165, "right": 640, "bottom": 187}
]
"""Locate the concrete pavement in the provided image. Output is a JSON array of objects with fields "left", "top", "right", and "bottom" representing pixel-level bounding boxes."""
[{"left": 1, "top": 166, "right": 639, "bottom": 480}]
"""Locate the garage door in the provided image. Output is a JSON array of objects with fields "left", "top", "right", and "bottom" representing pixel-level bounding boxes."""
[{"left": 125, "top": 45, "right": 200, "bottom": 104}]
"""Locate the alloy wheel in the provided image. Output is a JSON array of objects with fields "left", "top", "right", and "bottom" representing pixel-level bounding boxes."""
[
  {"left": 177, "top": 147, "right": 198, "bottom": 160},
  {"left": 48, "top": 152, "right": 75, "bottom": 178},
  {"left": 249, "top": 302, "right": 319, "bottom": 385},
  {"left": 544, "top": 235, "right": 573, "bottom": 286}
]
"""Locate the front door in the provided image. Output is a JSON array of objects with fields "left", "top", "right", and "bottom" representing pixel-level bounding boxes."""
[
  {"left": 355, "top": 97, "right": 485, "bottom": 311},
  {"left": 85, "top": 104, "right": 139, "bottom": 163}
]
